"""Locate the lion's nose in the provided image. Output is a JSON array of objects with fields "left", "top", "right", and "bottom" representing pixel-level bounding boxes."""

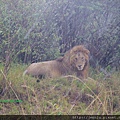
[
  {"left": 78, "top": 65, "right": 82, "bottom": 69},
  {"left": 78, "top": 65, "right": 82, "bottom": 68}
]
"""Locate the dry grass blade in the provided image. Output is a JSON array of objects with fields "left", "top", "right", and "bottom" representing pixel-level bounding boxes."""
[{"left": 0, "top": 69, "right": 25, "bottom": 115}]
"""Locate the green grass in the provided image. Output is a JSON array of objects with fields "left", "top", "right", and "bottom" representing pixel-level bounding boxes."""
[{"left": 0, "top": 63, "right": 120, "bottom": 115}]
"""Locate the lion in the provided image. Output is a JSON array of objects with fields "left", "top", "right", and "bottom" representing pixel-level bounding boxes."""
[{"left": 23, "top": 45, "right": 90, "bottom": 79}]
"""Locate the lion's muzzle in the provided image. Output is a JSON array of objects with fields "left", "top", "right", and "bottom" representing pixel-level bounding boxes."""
[{"left": 77, "top": 64, "right": 84, "bottom": 70}]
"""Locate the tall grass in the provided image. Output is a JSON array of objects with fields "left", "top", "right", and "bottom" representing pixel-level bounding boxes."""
[{"left": 0, "top": 64, "right": 120, "bottom": 115}]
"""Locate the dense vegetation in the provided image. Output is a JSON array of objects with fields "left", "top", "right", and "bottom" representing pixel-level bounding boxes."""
[
  {"left": 0, "top": 0, "right": 120, "bottom": 68},
  {"left": 0, "top": 0, "right": 120, "bottom": 115}
]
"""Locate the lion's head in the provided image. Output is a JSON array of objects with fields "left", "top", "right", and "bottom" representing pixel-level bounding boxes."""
[
  {"left": 70, "top": 51, "right": 86, "bottom": 70},
  {"left": 63, "top": 45, "right": 90, "bottom": 71}
]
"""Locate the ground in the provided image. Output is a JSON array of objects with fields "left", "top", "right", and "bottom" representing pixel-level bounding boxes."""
[{"left": 0, "top": 64, "right": 120, "bottom": 115}]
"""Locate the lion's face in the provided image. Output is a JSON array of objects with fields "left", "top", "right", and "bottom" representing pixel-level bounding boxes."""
[
  {"left": 63, "top": 45, "right": 89, "bottom": 72},
  {"left": 71, "top": 52, "right": 86, "bottom": 71}
]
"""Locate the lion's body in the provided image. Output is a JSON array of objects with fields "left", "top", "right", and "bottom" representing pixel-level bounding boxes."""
[
  {"left": 24, "top": 60, "right": 71, "bottom": 78},
  {"left": 24, "top": 45, "right": 90, "bottom": 79}
]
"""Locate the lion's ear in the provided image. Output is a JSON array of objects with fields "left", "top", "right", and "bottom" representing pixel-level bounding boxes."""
[
  {"left": 85, "top": 49, "right": 90, "bottom": 55},
  {"left": 56, "top": 57, "right": 64, "bottom": 62}
]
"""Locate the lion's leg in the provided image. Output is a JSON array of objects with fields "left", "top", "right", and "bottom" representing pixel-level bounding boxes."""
[
  {"left": 81, "top": 68, "right": 89, "bottom": 79},
  {"left": 82, "top": 71, "right": 88, "bottom": 79},
  {"left": 77, "top": 69, "right": 88, "bottom": 80}
]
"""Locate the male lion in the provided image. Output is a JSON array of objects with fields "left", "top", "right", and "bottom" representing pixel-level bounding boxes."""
[{"left": 23, "top": 45, "right": 90, "bottom": 79}]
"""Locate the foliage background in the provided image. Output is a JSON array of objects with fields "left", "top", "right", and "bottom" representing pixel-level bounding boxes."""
[{"left": 0, "top": 0, "right": 120, "bottom": 69}]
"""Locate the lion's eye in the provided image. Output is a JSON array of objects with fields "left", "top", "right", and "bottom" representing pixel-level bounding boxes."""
[
  {"left": 75, "top": 58, "right": 77, "bottom": 61},
  {"left": 81, "top": 57, "right": 84, "bottom": 61},
  {"left": 78, "top": 53, "right": 80, "bottom": 56}
]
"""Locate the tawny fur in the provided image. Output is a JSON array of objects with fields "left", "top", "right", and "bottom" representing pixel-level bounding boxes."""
[{"left": 24, "top": 45, "right": 90, "bottom": 79}]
